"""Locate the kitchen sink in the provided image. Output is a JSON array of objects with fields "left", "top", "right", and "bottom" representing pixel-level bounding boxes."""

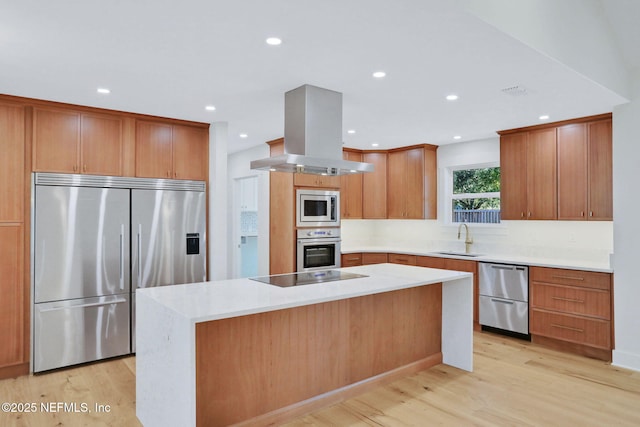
[{"left": 433, "top": 251, "right": 484, "bottom": 258}]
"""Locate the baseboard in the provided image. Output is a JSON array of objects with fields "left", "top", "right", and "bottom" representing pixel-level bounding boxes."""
[
  {"left": 0, "top": 362, "right": 29, "bottom": 380},
  {"left": 531, "top": 335, "right": 611, "bottom": 361},
  {"left": 613, "top": 349, "right": 640, "bottom": 372}
]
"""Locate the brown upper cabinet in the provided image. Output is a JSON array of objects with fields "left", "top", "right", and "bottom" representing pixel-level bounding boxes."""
[
  {"left": 362, "top": 152, "right": 388, "bottom": 219},
  {"left": 0, "top": 102, "right": 25, "bottom": 222},
  {"left": 293, "top": 173, "right": 340, "bottom": 188},
  {"left": 387, "top": 145, "right": 437, "bottom": 219},
  {"left": 341, "top": 150, "right": 363, "bottom": 219},
  {"left": 500, "top": 114, "right": 611, "bottom": 221},
  {"left": 557, "top": 119, "right": 612, "bottom": 220},
  {"left": 500, "top": 128, "right": 557, "bottom": 220},
  {"left": 136, "top": 121, "right": 208, "bottom": 181},
  {"left": 33, "top": 107, "right": 125, "bottom": 176}
]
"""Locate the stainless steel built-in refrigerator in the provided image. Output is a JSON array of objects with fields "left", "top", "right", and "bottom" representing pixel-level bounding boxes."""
[{"left": 32, "top": 173, "right": 206, "bottom": 372}]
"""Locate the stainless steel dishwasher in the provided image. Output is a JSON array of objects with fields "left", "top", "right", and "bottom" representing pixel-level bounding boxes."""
[{"left": 479, "top": 262, "right": 529, "bottom": 335}]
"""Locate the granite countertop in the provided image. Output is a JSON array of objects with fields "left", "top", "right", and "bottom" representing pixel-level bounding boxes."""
[
  {"left": 136, "top": 263, "right": 472, "bottom": 323},
  {"left": 341, "top": 246, "right": 613, "bottom": 273}
]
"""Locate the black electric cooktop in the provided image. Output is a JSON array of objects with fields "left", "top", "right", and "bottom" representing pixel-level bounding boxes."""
[{"left": 250, "top": 270, "right": 368, "bottom": 288}]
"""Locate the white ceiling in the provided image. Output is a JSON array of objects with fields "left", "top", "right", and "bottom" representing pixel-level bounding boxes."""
[{"left": 1, "top": 1, "right": 636, "bottom": 153}]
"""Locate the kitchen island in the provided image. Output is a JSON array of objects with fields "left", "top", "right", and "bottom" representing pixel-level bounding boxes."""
[{"left": 136, "top": 264, "right": 473, "bottom": 427}]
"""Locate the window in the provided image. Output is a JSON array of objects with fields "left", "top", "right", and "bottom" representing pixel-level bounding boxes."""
[{"left": 450, "top": 166, "right": 500, "bottom": 224}]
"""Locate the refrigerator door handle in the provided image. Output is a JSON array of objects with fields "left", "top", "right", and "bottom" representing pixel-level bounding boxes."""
[
  {"left": 120, "top": 224, "right": 125, "bottom": 290},
  {"left": 38, "top": 297, "right": 128, "bottom": 312},
  {"left": 137, "top": 225, "right": 142, "bottom": 288}
]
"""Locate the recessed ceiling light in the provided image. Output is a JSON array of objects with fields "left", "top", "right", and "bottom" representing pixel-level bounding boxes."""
[
  {"left": 347, "top": 129, "right": 356, "bottom": 134},
  {"left": 372, "top": 71, "right": 386, "bottom": 78},
  {"left": 453, "top": 135, "right": 462, "bottom": 140},
  {"left": 266, "top": 37, "right": 282, "bottom": 45},
  {"left": 371, "top": 143, "right": 379, "bottom": 147},
  {"left": 239, "top": 133, "right": 248, "bottom": 138},
  {"left": 539, "top": 115, "right": 550, "bottom": 120},
  {"left": 97, "top": 88, "right": 110, "bottom": 94},
  {"left": 446, "top": 94, "right": 459, "bottom": 101},
  {"left": 205, "top": 105, "right": 216, "bottom": 111}
]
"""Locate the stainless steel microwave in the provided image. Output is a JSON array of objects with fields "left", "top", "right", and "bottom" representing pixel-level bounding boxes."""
[{"left": 296, "top": 189, "right": 340, "bottom": 227}]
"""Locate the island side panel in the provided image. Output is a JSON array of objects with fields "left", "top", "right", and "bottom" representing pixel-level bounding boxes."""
[
  {"left": 441, "top": 276, "right": 474, "bottom": 371},
  {"left": 195, "top": 284, "right": 443, "bottom": 427}
]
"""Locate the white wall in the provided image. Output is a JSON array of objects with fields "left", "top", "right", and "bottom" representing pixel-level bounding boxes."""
[
  {"left": 612, "top": 77, "right": 640, "bottom": 371},
  {"left": 226, "top": 144, "right": 270, "bottom": 278},
  {"left": 209, "top": 122, "right": 228, "bottom": 280}
]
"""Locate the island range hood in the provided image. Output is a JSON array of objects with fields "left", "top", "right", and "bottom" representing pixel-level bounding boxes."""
[{"left": 250, "top": 84, "right": 374, "bottom": 175}]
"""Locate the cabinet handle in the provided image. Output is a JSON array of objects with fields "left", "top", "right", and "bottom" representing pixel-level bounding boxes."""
[
  {"left": 347, "top": 257, "right": 360, "bottom": 261},
  {"left": 167, "top": 170, "right": 171, "bottom": 178},
  {"left": 551, "top": 323, "right": 584, "bottom": 333},
  {"left": 83, "top": 164, "right": 87, "bottom": 172},
  {"left": 551, "top": 275, "right": 585, "bottom": 281},
  {"left": 589, "top": 211, "right": 594, "bottom": 217},
  {"left": 521, "top": 212, "right": 524, "bottom": 218},
  {"left": 491, "top": 298, "right": 514, "bottom": 305},
  {"left": 73, "top": 165, "right": 77, "bottom": 172},
  {"left": 528, "top": 212, "right": 532, "bottom": 217},
  {"left": 551, "top": 296, "right": 584, "bottom": 304},
  {"left": 581, "top": 211, "right": 585, "bottom": 217}
]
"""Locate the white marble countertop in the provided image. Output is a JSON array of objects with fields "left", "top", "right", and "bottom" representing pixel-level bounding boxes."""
[
  {"left": 342, "top": 246, "right": 613, "bottom": 273},
  {"left": 136, "top": 263, "right": 472, "bottom": 324}
]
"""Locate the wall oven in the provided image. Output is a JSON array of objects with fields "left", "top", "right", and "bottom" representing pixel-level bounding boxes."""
[
  {"left": 297, "top": 228, "right": 341, "bottom": 272},
  {"left": 296, "top": 189, "right": 339, "bottom": 227}
]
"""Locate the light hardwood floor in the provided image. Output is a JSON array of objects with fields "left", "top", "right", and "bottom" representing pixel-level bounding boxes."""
[{"left": 1, "top": 332, "right": 639, "bottom": 426}]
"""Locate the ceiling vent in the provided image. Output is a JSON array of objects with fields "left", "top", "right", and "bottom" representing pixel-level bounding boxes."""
[{"left": 501, "top": 85, "right": 530, "bottom": 96}]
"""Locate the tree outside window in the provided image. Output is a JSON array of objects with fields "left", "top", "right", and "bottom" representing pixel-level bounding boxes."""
[{"left": 452, "top": 167, "right": 500, "bottom": 224}]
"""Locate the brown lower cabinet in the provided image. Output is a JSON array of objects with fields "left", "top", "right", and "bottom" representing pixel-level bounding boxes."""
[
  {"left": 340, "top": 252, "right": 389, "bottom": 267},
  {"left": 530, "top": 266, "right": 613, "bottom": 360}
]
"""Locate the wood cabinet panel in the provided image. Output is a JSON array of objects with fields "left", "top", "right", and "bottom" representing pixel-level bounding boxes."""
[
  {"left": 0, "top": 225, "right": 25, "bottom": 368},
  {"left": 294, "top": 173, "right": 340, "bottom": 188},
  {"left": 33, "top": 107, "right": 80, "bottom": 173},
  {"left": 340, "top": 150, "right": 363, "bottom": 219},
  {"left": 173, "top": 124, "right": 208, "bottom": 181},
  {"left": 135, "top": 121, "right": 173, "bottom": 178},
  {"left": 0, "top": 103, "right": 25, "bottom": 222},
  {"left": 530, "top": 309, "right": 610, "bottom": 350},
  {"left": 268, "top": 140, "right": 295, "bottom": 274},
  {"left": 557, "top": 124, "right": 588, "bottom": 220},
  {"left": 530, "top": 267, "right": 611, "bottom": 290},
  {"left": 341, "top": 253, "right": 363, "bottom": 267},
  {"left": 499, "top": 133, "right": 528, "bottom": 220},
  {"left": 362, "top": 152, "right": 387, "bottom": 219},
  {"left": 80, "top": 113, "right": 123, "bottom": 175},
  {"left": 416, "top": 256, "right": 446, "bottom": 269},
  {"left": 531, "top": 283, "right": 610, "bottom": 320},
  {"left": 387, "top": 147, "right": 435, "bottom": 219},
  {"left": 527, "top": 128, "right": 557, "bottom": 219},
  {"left": 588, "top": 119, "right": 613, "bottom": 220},
  {"left": 387, "top": 150, "right": 407, "bottom": 218},
  {"left": 388, "top": 253, "right": 417, "bottom": 265},
  {"left": 362, "top": 252, "right": 388, "bottom": 265}
]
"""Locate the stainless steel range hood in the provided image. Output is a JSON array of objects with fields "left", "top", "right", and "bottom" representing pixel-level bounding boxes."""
[{"left": 251, "top": 84, "right": 374, "bottom": 175}]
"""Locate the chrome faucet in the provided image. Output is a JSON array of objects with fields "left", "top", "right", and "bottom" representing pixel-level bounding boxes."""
[{"left": 457, "top": 223, "right": 473, "bottom": 254}]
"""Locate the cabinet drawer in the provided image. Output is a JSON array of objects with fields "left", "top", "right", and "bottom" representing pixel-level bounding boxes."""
[
  {"left": 388, "top": 253, "right": 417, "bottom": 266},
  {"left": 531, "top": 283, "right": 610, "bottom": 320},
  {"left": 530, "top": 309, "right": 610, "bottom": 349},
  {"left": 416, "top": 256, "right": 446, "bottom": 269},
  {"left": 530, "top": 267, "right": 610, "bottom": 290},
  {"left": 341, "top": 253, "right": 362, "bottom": 267},
  {"left": 362, "top": 253, "right": 388, "bottom": 265}
]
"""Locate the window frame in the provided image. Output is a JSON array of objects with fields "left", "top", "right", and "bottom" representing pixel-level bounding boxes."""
[{"left": 445, "top": 162, "right": 501, "bottom": 226}]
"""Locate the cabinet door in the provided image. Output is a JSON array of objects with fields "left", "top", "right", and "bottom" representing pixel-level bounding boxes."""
[
  {"left": 136, "top": 121, "right": 173, "bottom": 178},
  {"left": 527, "top": 128, "right": 557, "bottom": 219},
  {"left": 0, "top": 103, "right": 25, "bottom": 222},
  {"left": 362, "top": 152, "right": 387, "bottom": 219},
  {"left": 405, "top": 148, "right": 425, "bottom": 219},
  {"left": 500, "top": 133, "right": 528, "bottom": 219},
  {"left": 341, "top": 253, "right": 363, "bottom": 267},
  {"left": 387, "top": 150, "right": 407, "bottom": 218},
  {"left": 557, "top": 124, "right": 588, "bottom": 220},
  {"left": 588, "top": 119, "right": 612, "bottom": 220},
  {"left": 362, "top": 252, "right": 388, "bottom": 265},
  {"left": 33, "top": 108, "right": 80, "bottom": 173},
  {"left": 0, "top": 225, "right": 24, "bottom": 368},
  {"left": 340, "top": 151, "right": 363, "bottom": 219},
  {"left": 80, "top": 113, "right": 123, "bottom": 176},
  {"left": 173, "top": 125, "right": 208, "bottom": 181},
  {"left": 293, "top": 173, "right": 340, "bottom": 188}
]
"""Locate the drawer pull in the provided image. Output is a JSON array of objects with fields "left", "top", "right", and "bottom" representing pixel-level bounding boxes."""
[
  {"left": 551, "top": 296, "right": 584, "bottom": 304},
  {"left": 551, "top": 275, "right": 585, "bottom": 281},
  {"left": 347, "top": 257, "right": 360, "bottom": 261},
  {"left": 551, "top": 323, "right": 584, "bottom": 333},
  {"left": 491, "top": 299, "right": 514, "bottom": 305}
]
